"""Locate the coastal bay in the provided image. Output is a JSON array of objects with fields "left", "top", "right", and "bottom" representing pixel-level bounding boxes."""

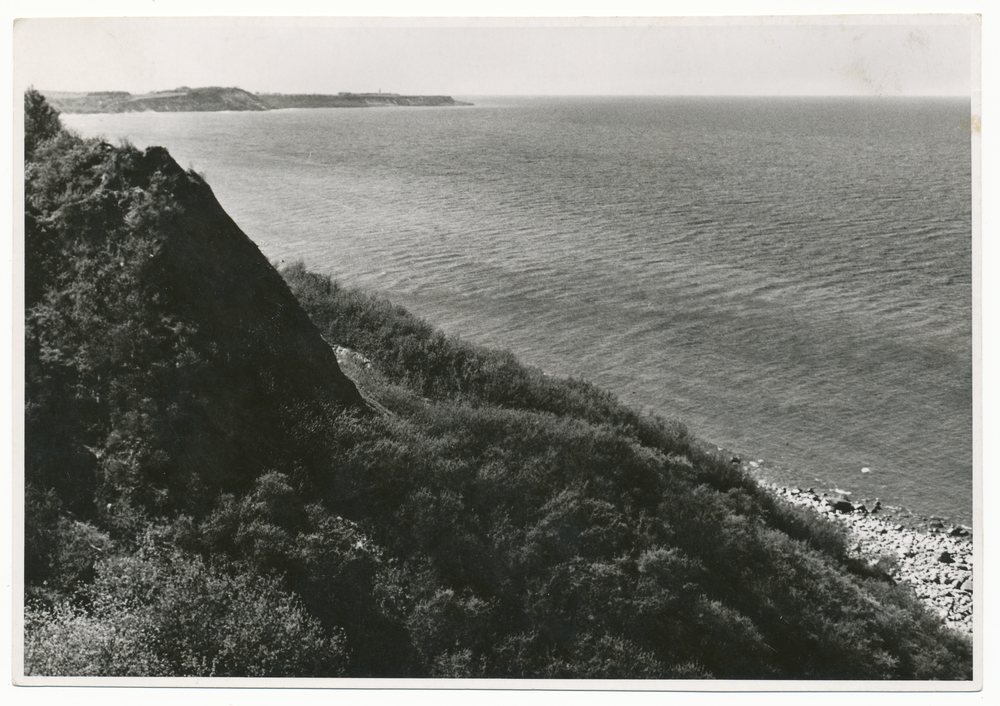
[
  {"left": 23, "top": 89, "right": 975, "bottom": 679},
  {"left": 62, "top": 96, "right": 974, "bottom": 525}
]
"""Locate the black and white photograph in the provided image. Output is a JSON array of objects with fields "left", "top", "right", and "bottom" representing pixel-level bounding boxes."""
[{"left": 10, "top": 4, "right": 982, "bottom": 692}]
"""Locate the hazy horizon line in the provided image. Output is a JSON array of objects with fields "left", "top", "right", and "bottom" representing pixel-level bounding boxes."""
[{"left": 36, "top": 86, "right": 971, "bottom": 100}]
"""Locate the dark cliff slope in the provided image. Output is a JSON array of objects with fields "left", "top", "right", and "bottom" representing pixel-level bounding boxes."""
[
  {"left": 142, "top": 146, "right": 366, "bottom": 411},
  {"left": 25, "top": 109, "right": 366, "bottom": 525}
]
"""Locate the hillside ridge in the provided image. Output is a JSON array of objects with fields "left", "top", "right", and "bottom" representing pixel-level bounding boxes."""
[{"left": 40, "top": 86, "right": 472, "bottom": 113}]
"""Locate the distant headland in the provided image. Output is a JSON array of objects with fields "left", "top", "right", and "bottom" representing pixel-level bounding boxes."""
[{"left": 39, "top": 86, "right": 472, "bottom": 114}]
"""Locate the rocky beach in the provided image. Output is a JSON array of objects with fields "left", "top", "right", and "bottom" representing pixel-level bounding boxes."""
[{"left": 761, "top": 478, "right": 974, "bottom": 634}]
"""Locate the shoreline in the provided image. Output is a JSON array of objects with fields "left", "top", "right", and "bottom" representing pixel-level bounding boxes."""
[
  {"left": 719, "top": 442, "right": 972, "bottom": 529},
  {"left": 704, "top": 443, "right": 973, "bottom": 634},
  {"left": 760, "top": 478, "right": 974, "bottom": 634},
  {"left": 706, "top": 441, "right": 974, "bottom": 529}
]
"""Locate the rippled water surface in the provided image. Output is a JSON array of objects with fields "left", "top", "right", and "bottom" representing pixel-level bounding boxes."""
[{"left": 64, "top": 96, "right": 974, "bottom": 523}]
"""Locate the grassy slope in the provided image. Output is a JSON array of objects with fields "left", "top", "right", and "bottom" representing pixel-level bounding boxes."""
[{"left": 279, "top": 264, "right": 974, "bottom": 680}]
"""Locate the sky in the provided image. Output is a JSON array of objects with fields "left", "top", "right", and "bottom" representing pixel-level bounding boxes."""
[{"left": 13, "top": 15, "right": 976, "bottom": 97}]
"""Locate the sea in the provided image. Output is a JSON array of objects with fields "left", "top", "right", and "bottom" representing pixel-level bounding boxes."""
[{"left": 62, "top": 96, "right": 974, "bottom": 525}]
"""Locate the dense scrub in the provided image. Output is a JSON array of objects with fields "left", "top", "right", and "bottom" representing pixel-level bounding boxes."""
[{"left": 23, "top": 91, "right": 972, "bottom": 680}]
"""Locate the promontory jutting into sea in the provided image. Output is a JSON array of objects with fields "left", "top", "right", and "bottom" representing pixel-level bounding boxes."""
[{"left": 63, "top": 94, "right": 973, "bottom": 525}]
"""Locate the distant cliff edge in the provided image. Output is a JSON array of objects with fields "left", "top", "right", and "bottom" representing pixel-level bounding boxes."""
[{"left": 41, "top": 86, "right": 473, "bottom": 114}]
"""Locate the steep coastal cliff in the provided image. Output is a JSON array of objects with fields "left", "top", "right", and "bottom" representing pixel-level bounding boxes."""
[{"left": 22, "top": 91, "right": 971, "bottom": 681}]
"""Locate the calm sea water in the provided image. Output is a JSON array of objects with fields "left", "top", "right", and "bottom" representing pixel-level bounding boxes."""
[{"left": 64, "top": 96, "right": 974, "bottom": 524}]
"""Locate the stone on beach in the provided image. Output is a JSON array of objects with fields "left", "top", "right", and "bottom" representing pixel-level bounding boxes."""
[{"left": 828, "top": 499, "right": 855, "bottom": 514}]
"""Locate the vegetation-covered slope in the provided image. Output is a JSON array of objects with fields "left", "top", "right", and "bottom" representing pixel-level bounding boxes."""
[{"left": 22, "top": 91, "right": 972, "bottom": 680}]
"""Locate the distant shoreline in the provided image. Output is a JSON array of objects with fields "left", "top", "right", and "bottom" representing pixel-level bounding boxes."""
[{"left": 40, "top": 86, "right": 473, "bottom": 114}]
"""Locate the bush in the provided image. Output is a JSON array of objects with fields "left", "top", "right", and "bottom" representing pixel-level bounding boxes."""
[
  {"left": 24, "top": 88, "right": 62, "bottom": 160},
  {"left": 24, "top": 532, "right": 347, "bottom": 677}
]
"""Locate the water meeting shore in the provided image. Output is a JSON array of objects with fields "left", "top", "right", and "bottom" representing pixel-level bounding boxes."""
[{"left": 763, "top": 479, "right": 974, "bottom": 634}]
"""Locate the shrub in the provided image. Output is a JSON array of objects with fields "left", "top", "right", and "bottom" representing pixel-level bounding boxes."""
[
  {"left": 24, "top": 88, "right": 62, "bottom": 160},
  {"left": 24, "top": 533, "right": 347, "bottom": 677}
]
